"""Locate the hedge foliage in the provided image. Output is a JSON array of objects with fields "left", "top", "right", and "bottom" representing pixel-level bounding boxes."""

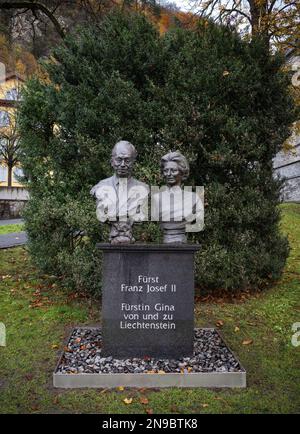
[{"left": 19, "top": 11, "right": 297, "bottom": 294}]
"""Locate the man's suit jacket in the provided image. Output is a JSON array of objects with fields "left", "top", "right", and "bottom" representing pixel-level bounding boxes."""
[{"left": 90, "top": 175, "right": 149, "bottom": 222}]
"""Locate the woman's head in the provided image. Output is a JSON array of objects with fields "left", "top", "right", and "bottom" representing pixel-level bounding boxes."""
[{"left": 161, "top": 151, "right": 189, "bottom": 187}]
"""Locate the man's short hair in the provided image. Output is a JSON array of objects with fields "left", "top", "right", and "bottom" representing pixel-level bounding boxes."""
[{"left": 111, "top": 140, "right": 137, "bottom": 160}]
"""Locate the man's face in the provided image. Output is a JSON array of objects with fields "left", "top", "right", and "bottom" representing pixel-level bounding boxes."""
[{"left": 111, "top": 150, "right": 135, "bottom": 178}]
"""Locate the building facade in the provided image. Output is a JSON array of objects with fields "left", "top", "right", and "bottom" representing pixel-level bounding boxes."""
[
  {"left": 273, "top": 52, "right": 300, "bottom": 203},
  {"left": 0, "top": 71, "right": 28, "bottom": 218}
]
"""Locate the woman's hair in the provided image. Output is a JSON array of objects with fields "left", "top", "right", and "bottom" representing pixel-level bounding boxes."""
[{"left": 160, "top": 151, "right": 190, "bottom": 181}]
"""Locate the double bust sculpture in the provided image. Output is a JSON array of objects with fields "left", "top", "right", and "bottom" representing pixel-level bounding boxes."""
[{"left": 91, "top": 140, "right": 203, "bottom": 244}]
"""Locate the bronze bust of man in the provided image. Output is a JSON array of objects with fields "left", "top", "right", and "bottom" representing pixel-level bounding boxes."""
[{"left": 91, "top": 140, "right": 148, "bottom": 244}]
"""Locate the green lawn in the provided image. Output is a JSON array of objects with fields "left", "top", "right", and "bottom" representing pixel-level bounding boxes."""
[
  {"left": 0, "top": 203, "right": 299, "bottom": 414},
  {"left": 0, "top": 224, "right": 24, "bottom": 235}
]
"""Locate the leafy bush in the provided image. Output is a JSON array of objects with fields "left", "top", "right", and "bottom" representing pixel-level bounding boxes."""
[{"left": 19, "top": 11, "right": 297, "bottom": 294}]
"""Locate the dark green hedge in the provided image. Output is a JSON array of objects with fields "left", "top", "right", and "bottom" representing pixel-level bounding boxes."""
[{"left": 19, "top": 11, "right": 297, "bottom": 294}]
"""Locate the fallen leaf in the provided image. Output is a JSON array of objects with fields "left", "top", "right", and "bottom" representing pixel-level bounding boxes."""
[
  {"left": 242, "top": 339, "right": 253, "bottom": 345},
  {"left": 146, "top": 408, "right": 153, "bottom": 414},
  {"left": 51, "top": 344, "right": 59, "bottom": 349},
  {"left": 138, "top": 388, "right": 147, "bottom": 393},
  {"left": 30, "top": 302, "right": 43, "bottom": 308},
  {"left": 24, "top": 373, "right": 33, "bottom": 381},
  {"left": 140, "top": 397, "right": 149, "bottom": 405},
  {"left": 223, "top": 70, "right": 230, "bottom": 76},
  {"left": 216, "top": 320, "right": 224, "bottom": 327},
  {"left": 201, "top": 403, "right": 209, "bottom": 408},
  {"left": 234, "top": 326, "right": 240, "bottom": 332},
  {"left": 118, "top": 386, "right": 124, "bottom": 391},
  {"left": 123, "top": 397, "right": 133, "bottom": 405}
]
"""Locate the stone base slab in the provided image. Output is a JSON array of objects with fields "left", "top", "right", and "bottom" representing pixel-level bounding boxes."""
[{"left": 53, "top": 328, "right": 246, "bottom": 389}]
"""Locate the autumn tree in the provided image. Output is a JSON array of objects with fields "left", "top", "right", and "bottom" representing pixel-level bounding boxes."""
[
  {"left": 0, "top": 107, "right": 21, "bottom": 186},
  {"left": 0, "top": 33, "right": 38, "bottom": 77},
  {"left": 0, "top": 0, "right": 120, "bottom": 58},
  {"left": 188, "top": 0, "right": 300, "bottom": 51}
]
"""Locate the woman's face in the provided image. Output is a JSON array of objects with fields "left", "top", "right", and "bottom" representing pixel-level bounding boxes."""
[{"left": 163, "top": 161, "right": 183, "bottom": 187}]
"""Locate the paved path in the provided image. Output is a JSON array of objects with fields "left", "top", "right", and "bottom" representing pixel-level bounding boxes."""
[
  {"left": 0, "top": 218, "right": 24, "bottom": 226},
  {"left": 0, "top": 231, "right": 27, "bottom": 249}
]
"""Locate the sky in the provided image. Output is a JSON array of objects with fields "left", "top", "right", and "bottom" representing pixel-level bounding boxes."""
[
  {"left": 173, "top": 0, "right": 190, "bottom": 10},
  {"left": 163, "top": 0, "right": 193, "bottom": 12}
]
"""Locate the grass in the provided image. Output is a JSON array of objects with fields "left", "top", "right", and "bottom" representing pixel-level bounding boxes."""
[
  {"left": 0, "top": 224, "right": 24, "bottom": 235},
  {"left": 0, "top": 203, "right": 299, "bottom": 414}
]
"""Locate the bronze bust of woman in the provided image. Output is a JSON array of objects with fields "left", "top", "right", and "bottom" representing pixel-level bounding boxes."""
[{"left": 153, "top": 151, "right": 203, "bottom": 243}]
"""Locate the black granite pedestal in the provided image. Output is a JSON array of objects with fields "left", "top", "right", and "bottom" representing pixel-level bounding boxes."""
[{"left": 97, "top": 243, "right": 200, "bottom": 359}]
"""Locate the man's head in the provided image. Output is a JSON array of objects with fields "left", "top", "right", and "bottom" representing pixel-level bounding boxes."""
[{"left": 111, "top": 140, "right": 137, "bottom": 178}]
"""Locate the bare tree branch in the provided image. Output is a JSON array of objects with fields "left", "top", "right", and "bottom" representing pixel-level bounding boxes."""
[
  {"left": 220, "top": 7, "right": 252, "bottom": 24},
  {"left": 273, "top": 1, "right": 297, "bottom": 17},
  {"left": 0, "top": 1, "right": 66, "bottom": 38}
]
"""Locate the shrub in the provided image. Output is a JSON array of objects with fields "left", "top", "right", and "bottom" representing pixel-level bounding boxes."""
[{"left": 19, "top": 11, "right": 297, "bottom": 294}]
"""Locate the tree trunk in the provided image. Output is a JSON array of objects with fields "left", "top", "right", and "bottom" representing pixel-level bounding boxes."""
[
  {"left": 248, "top": 0, "right": 270, "bottom": 47},
  {"left": 7, "top": 164, "right": 12, "bottom": 187}
]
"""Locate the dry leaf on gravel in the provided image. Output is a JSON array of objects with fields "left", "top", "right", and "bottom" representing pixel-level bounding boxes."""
[
  {"left": 123, "top": 397, "right": 133, "bottom": 405},
  {"left": 140, "top": 397, "right": 149, "bottom": 405}
]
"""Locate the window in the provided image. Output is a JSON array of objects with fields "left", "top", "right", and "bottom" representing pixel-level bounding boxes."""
[
  {"left": 13, "top": 166, "right": 24, "bottom": 183},
  {"left": 5, "top": 88, "right": 19, "bottom": 101},
  {"left": 0, "top": 165, "right": 7, "bottom": 183},
  {"left": 0, "top": 111, "right": 10, "bottom": 127}
]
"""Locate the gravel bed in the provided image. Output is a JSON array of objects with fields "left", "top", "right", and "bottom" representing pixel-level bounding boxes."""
[{"left": 56, "top": 328, "right": 243, "bottom": 374}]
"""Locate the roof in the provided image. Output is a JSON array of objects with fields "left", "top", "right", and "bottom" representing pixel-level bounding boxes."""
[{"left": 3, "top": 72, "right": 25, "bottom": 82}]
